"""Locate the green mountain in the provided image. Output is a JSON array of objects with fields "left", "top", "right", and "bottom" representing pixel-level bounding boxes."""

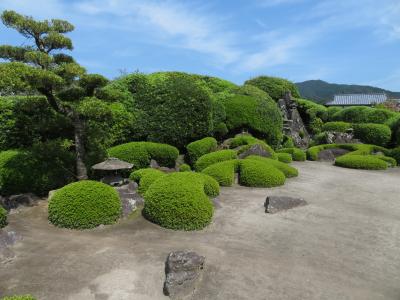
[{"left": 296, "top": 80, "right": 400, "bottom": 104}]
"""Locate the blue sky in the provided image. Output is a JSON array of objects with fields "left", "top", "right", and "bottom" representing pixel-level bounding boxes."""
[{"left": 1, "top": 0, "right": 400, "bottom": 90}]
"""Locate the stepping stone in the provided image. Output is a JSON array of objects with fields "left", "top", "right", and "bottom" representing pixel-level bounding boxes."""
[{"left": 265, "top": 196, "right": 307, "bottom": 214}]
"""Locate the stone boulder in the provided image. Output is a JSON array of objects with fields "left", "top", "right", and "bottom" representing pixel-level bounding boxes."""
[
  {"left": 0, "top": 193, "right": 40, "bottom": 210},
  {"left": 238, "top": 144, "right": 271, "bottom": 159},
  {"left": 164, "top": 250, "right": 205, "bottom": 299},
  {"left": 265, "top": 196, "right": 307, "bottom": 213},
  {"left": 325, "top": 131, "right": 358, "bottom": 144},
  {"left": 317, "top": 148, "right": 350, "bottom": 161}
]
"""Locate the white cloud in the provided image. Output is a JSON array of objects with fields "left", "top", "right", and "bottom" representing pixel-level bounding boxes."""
[{"left": 73, "top": 0, "right": 241, "bottom": 65}]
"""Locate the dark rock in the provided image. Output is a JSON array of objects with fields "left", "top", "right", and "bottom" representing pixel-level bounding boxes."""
[
  {"left": 164, "top": 250, "right": 205, "bottom": 299},
  {"left": 238, "top": 144, "right": 271, "bottom": 159},
  {"left": 318, "top": 148, "right": 350, "bottom": 161},
  {"left": 265, "top": 196, "right": 307, "bottom": 213},
  {"left": 0, "top": 193, "right": 40, "bottom": 211}
]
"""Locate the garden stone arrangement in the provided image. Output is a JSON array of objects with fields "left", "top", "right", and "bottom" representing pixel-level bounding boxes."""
[{"left": 0, "top": 9, "right": 400, "bottom": 300}]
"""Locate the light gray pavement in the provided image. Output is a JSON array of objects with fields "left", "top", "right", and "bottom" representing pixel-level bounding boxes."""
[{"left": 1, "top": 161, "right": 400, "bottom": 300}]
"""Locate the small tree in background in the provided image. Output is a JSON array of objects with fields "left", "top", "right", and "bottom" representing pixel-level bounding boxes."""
[{"left": 0, "top": 10, "right": 109, "bottom": 179}]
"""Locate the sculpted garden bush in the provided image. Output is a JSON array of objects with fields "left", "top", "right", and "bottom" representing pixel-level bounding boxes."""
[{"left": 48, "top": 181, "right": 121, "bottom": 229}]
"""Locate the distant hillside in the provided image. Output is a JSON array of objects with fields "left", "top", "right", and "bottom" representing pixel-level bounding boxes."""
[{"left": 296, "top": 80, "right": 400, "bottom": 104}]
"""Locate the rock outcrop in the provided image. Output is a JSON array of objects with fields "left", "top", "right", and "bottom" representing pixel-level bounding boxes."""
[
  {"left": 265, "top": 196, "right": 307, "bottom": 213},
  {"left": 278, "top": 91, "right": 310, "bottom": 148}
]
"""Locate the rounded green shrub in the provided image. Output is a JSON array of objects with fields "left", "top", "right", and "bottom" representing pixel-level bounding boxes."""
[
  {"left": 281, "top": 135, "right": 295, "bottom": 148},
  {"left": 195, "top": 150, "right": 237, "bottom": 171},
  {"left": 186, "top": 137, "right": 217, "bottom": 164},
  {"left": 108, "top": 142, "right": 179, "bottom": 170},
  {"left": 353, "top": 123, "right": 392, "bottom": 147},
  {"left": 374, "top": 155, "right": 397, "bottom": 167},
  {"left": 239, "top": 159, "right": 286, "bottom": 187},
  {"left": 322, "top": 121, "right": 352, "bottom": 132},
  {"left": 277, "top": 148, "right": 306, "bottom": 161},
  {"left": 335, "top": 155, "right": 388, "bottom": 170},
  {"left": 276, "top": 152, "right": 292, "bottom": 163},
  {"left": 1, "top": 296, "right": 37, "bottom": 300},
  {"left": 129, "top": 168, "right": 155, "bottom": 182},
  {"left": 332, "top": 106, "right": 370, "bottom": 123},
  {"left": 201, "top": 159, "right": 239, "bottom": 186},
  {"left": 220, "top": 91, "right": 282, "bottom": 147},
  {"left": 138, "top": 170, "right": 166, "bottom": 195},
  {"left": 245, "top": 76, "right": 300, "bottom": 100},
  {"left": 0, "top": 206, "right": 7, "bottom": 228},
  {"left": 196, "top": 173, "right": 220, "bottom": 198},
  {"left": 245, "top": 155, "right": 298, "bottom": 178},
  {"left": 143, "top": 172, "right": 214, "bottom": 230},
  {"left": 179, "top": 164, "right": 191, "bottom": 172},
  {"left": 48, "top": 181, "right": 121, "bottom": 229}
]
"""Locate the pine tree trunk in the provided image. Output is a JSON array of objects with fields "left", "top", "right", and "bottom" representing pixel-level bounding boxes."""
[{"left": 73, "top": 114, "right": 88, "bottom": 180}]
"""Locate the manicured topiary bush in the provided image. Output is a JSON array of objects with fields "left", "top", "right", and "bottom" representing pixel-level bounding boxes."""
[
  {"left": 277, "top": 148, "right": 306, "bottom": 161},
  {"left": 239, "top": 159, "right": 286, "bottom": 188},
  {"left": 201, "top": 159, "right": 239, "bottom": 186},
  {"left": 143, "top": 172, "right": 214, "bottom": 230},
  {"left": 245, "top": 156, "right": 298, "bottom": 178},
  {"left": 331, "top": 106, "right": 370, "bottom": 123},
  {"left": 220, "top": 90, "right": 282, "bottom": 146},
  {"left": 353, "top": 123, "right": 392, "bottom": 147},
  {"left": 245, "top": 76, "right": 300, "bottom": 100},
  {"left": 108, "top": 142, "right": 179, "bottom": 170},
  {"left": 322, "top": 121, "right": 352, "bottom": 133},
  {"left": 138, "top": 170, "right": 166, "bottom": 195},
  {"left": 374, "top": 155, "right": 397, "bottom": 167},
  {"left": 186, "top": 137, "right": 217, "bottom": 164},
  {"left": 179, "top": 164, "right": 191, "bottom": 172},
  {"left": 1, "top": 296, "right": 37, "bottom": 300},
  {"left": 195, "top": 150, "right": 237, "bottom": 171},
  {"left": 197, "top": 173, "right": 220, "bottom": 198},
  {"left": 48, "top": 181, "right": 121, "bottom": 229},
  {"left": 0, "top": 206, "right": 7, "bottom": 228},
  {"left": 276, "top": 152, "right": 292, "bottom": 163},
  {"left": 334, "top": 155, "right": 388, "bottom": 170}
]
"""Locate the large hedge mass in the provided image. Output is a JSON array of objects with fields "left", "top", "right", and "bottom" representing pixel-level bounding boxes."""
[
  {"left": 245, "top": 76, "right": 300, "bottom": 100},
  {"left": 48, "top": 180, "right": 121, "bottom": 229}
]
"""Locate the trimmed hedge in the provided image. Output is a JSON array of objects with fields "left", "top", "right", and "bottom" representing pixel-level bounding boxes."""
[
  {"left": 201, "top": 159, "right": 239, "bottom": 186},
  {"left": 277, "top": 148, "right": 306, "bottom": 161},
  {"left": 353, "top": 123, "right": 392, "bottom": 147},
  {"left": 129, "top": 168, "right": 166, "bottom": 195},
  {"left": 195, "top": 150, "right": 237, "bottom": 171},
  {"left": 0, "top": 206, "right": 7, "bottom": 228},
  {"left": 186, "top": 137, "right": 217, "bottom": 164},
  {"left": 334, "top": 155, "right": 388, "bottom": 170},
  {"left": 179, "top": 164, "right": 191, "bottom": 172},
  {"left": 1, "top": 296, "right": 37, "bottom": 300},
  {"left": 48, "top": 181, "right": 121, "bottom": 229},
  {"left": 332, "top": 106, "right": 397, "bottom": 124},
  {"left": 143, "top": 172, "right": 214, "bottom": 230},
  {"left": 276, "top": 152, "right": 292, "bottom": 163},
  {"left": 197, "top": 173, "right": 220, "bottom": 198},
  {"left": 107, "top": 142, "right": 179, "bottom": 170},
  {"left": 322, "top": 121, "right": 352, "bottom": 133},
  {"left": 239, "top": 159, "right": 286, "bottom": 188},
  {"left": 245, "top": 156, "right": 298, "bottom": 178},
  {"left": 245, "top": 76, "right": 300, "bottom": 100},
  {"left": 0, "top": 143, "right": 74, "bottom": 196}
]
